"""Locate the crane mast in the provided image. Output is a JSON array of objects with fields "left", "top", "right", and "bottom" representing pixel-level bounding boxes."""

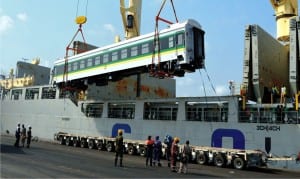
[
  {"left": 270, "top": 0, "right": 298, "bottom": 42},
  {"left": 120, "top": 0, "right": 142, "bottom": 40}
]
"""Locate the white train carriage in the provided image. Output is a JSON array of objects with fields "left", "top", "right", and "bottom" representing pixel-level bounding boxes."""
[{"left": 52, "top": 19, "right": 205, "bottom": 84}]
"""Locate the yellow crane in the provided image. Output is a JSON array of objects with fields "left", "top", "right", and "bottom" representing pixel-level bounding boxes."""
[
  {"left": 270, "top": 0, "right": 298, "bottom": 42},
  {"left": 119, "top": 0, "right": 142, "bottom": 40}
]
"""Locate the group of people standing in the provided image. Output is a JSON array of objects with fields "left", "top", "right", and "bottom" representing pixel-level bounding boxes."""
[
  {"left": 165, "top": 136, "right": 191, "bottom": 174},
  {"left": 14, "top": 123, "right": 32, "bottom": 148},
  {"left": 114, "top": 130, "right": 191, "bottom": 174},
  {"left": 145, "top": 135, "right": 191, "bottom": 173},
  {"left": 145, "top": 135, "right": 162, "bottom": 167},
  {"left": 271, "top": 85, "right": 286, "bottom": 104}
]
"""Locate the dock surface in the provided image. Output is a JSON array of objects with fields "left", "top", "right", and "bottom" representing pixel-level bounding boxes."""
[{"left": 1, "top": 135, "right": 299, "bottom": 178}]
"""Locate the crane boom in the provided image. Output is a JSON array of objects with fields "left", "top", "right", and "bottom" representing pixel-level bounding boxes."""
[
  {"left": 120, "top": 0, "right": 142, "bottom": 40},
  {"left": 270, "top": 0, "right": 298, "bottom": 42}
]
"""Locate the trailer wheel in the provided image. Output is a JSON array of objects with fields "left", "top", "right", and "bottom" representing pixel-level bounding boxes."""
[
  {"left": 106, "top": 143, "right": 114, "bottom": 152},
  {"left": 196, "top": 153, "right": 207, "bottom": 165},
  {"left": 127, "top": 146, "right": 135, "bottom": 155},
  {"left": 139, "top": 147, "right": 146, "bottom": 157},
  {"left": 80, "top": 139, "right": 87, "bottom": 148},
  {"left": 233, "top": 157, "right": 245, "bottom": 170},
  {"left": 88, "top": 140, "right": 95, "bottom": 149},
  {"left": 59, "top": 136, "right": 65, "bottom": 145},
  {"left": 65, "top": 137, "right": 72, "bottom": 146},
  {"left": 73, "top": 138, "right": 79, "bottom": 147},
  {"left": 214, "top": 154, "right": 226, "bottom": 167},
  {"left": 97, "top": 141, "right": 104, "bottom": 150}
]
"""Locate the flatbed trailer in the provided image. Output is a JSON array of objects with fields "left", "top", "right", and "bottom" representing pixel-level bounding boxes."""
[
  {"left": 191, "top": 146, "right": 266, "bottom": 169},
  {"left": 54, "top": 132, "right": 267, "bottom": 170}
]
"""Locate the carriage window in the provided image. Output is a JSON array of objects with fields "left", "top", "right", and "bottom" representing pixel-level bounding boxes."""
[
  {"left": 73, "top": 62, "right": 78, "bottom": 71},
  {"left": 80, "top": 60, "right": 85, "bottom": 69},
  {"left": 103, "top": 54, "right": 109, "bottom": 63},
  {"left": 131, "top": 46, "right": 138, "bottom": 57},
  {"left": 141, "top": 43, "right": 149, "bottom": 54},
  {"left": 55, "top": 65, "right": 64, "bottom": 75},
  {"left": 154, "top": 40, "right": 159, "bottom": 51},
  {"left": 177, "top": 33, "right": 183, "bottom": 45},
  {"left": 68, "top": 63, "right": 72, "bottom": 72},
  {"left": 95, "top": 56, "right": 101, "bottom": 65},
  {"left": 87, "top": 58, "right": 93, "bottom": 67},
  {"left": 169, "top": 36, "right": 174, "bottom": 48},
  {"left": 121, "top": 49, "right": 128, "bottom": 59},
  {"left": 112, "top": 51, "right": 118, "bottom": 61}
]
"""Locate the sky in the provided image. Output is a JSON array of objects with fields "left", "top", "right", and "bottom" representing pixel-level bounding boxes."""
[{"left": 0, "top": 0, "right": 279, "bottom": 97}]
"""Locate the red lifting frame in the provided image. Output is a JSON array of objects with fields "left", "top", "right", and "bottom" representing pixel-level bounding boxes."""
[
  {"left": 63, "top": 24, "right": 87, "bottom": 88},
  {"left": 150, "top": 0, "right": 178, "bottom": 78}
]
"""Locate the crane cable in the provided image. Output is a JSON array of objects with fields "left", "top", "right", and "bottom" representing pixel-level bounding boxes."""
[
  {"left": 198, "top": 68, "right": 222, "bottom": 106},
  {"left": 76, "top": 0, "right": 89, "bottom": 18},
  {"left": 151, "top": 0, "right": 178, "bottom": 78},
  {"left": 63, "top": 0, "right": 89, "bottom": 87},
  {"left": 200, "top": 68, "right": 240, "bottom": 118}
]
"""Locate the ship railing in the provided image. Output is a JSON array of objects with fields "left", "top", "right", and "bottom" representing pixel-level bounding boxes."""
[
  {"left": 81, "top": 102, "right": 104, "bottom": 118},
  {"left": 59, "top": 90, "right": 78, "bottom": 106},
  {"left": 0, "top": 87, "right": 4, "bottom": 100},
  {"left": 239, "top": 110, "right": 300, "bottom": 124},
  {"left": 41, "top": 87, "right": 56, "bottom": 99}
]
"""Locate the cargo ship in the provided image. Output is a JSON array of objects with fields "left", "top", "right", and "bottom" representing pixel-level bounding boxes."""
[{"left": 0, "top": 0, "right": 299, "bottom": 170}]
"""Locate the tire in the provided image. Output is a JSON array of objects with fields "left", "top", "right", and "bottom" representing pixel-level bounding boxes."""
[
  {"left": 80, "top": 139, "right": 87, "bottom": 148},
  {"left": 214, "top": 154, "right": 226, "bottom": 167},
  {"left": 65, "top": 137, "right": 72, "bottom": 146},
  {"left": 127, "top": 146, "right": 135, "bottom": 155},
  {"left": 233, "top": 157, "right": 245, "bottom": 170},
  {"left": 88, "top": 140, "right": 95, "bottom": 149},
  {"left": 196, "top": 153, "right": 207, "bottom": 165},
  {"left": 59, "top": 136, "right": 65, "bottom": 145},
  {"left": 73, "top": 138, "right": 79, "bottom": 147},
  {"left": 97, "top": 141, "right": 104, "bottom": 150},
  {"left": 106, "top": 143, "right": 114, "bottom": 152},
  {"left": 139, "top": 147, "right": 146, "bottom": 157}
]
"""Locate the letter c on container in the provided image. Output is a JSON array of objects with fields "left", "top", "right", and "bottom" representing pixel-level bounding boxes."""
[
  {"left": 112, "top": 123, "right": 131, "bottom": 137},
  {"left": 211, "top": 128, "right": 245, "bottom": 149}
]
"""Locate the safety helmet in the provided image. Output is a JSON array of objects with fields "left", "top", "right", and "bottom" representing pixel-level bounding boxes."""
[
  {"left": 118, "top": 129, "right": 123, "bottom": 135},
  {"left": 174, "top": 137, "right": 180, "bottom": 143}
]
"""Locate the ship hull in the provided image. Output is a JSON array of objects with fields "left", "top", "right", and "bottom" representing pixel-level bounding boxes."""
[{"left": 1, "top": 97, "right": 299, "bottom": 170}]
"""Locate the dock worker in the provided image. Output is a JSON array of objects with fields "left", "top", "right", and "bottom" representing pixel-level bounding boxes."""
[
  {"left": 145, "top": 135, "right": 154, "bottom": 166},
  {"left": 26, "top": 126, "right": 32, "bottom": 148},
  {"left": 280, "top": 85, "right": 286, "bottom": 104},
  {"left": 271, "top": 85, "right": 279, "bottom": 103},
  {"left": 14, "top": 123, "right": 21, "bottom": 147},
  {"left": 171, "top": 137, "right": 180, "bottom": 172},
  {"left": 115, "top": 129, "right": 124, "bottom": 167},
  {"left": 178, "top": 140, "right": 191, "bottom": 174},
  {"left": 164, "top": 135, "right": 173, "bottom": 167},
  {"left": 21, "top": 124, "right": 27, "bottom": 147},
  {"left": 153, "top": 136, "right": 162, "bottom": 167}
]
